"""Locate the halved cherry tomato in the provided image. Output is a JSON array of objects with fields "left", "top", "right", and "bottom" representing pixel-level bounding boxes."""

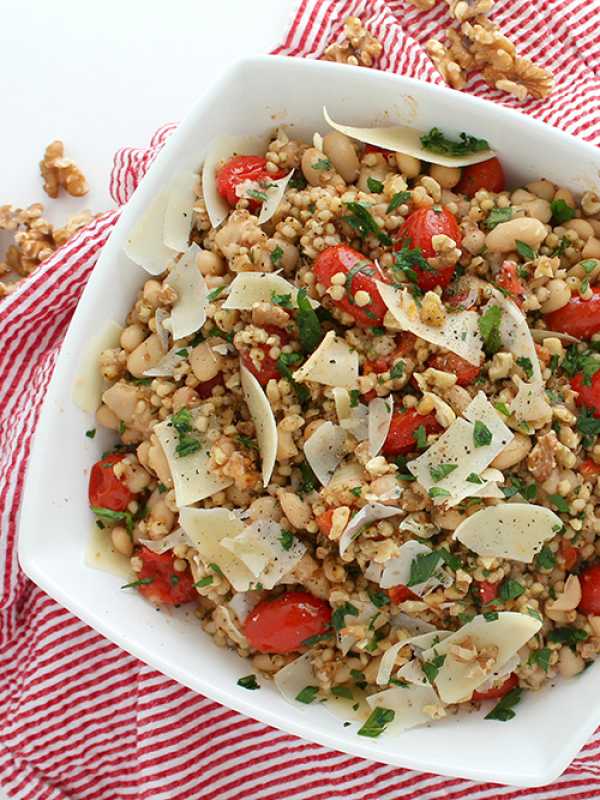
[
  {"left": 496, "top": 261, "right": 525, "bottom": 306},
  {"left": 88, "top": 453, "right": 133, "bottom": 512},
  {"left": 364, "top": 143, "right": 390, "bottom": 155},
  {"left": 240, "top": 325, "right": 289, "bottom": 387},
  {"left": 316, "top": 508, "right": 335, "bottom": 536},
  {"left": 216, "top": 155, "right": 285, "bottom": 212},
  {"left": 580, "top": 458, "right": 600, "bottom": 478},
  {"left": 579, "top": 564, "right": 600, "bottom": 615},
  {"left": 559, "top": 540, "right": 579, "bottom": 572},
  {"left": 472, "top": 672, "right": 518, "bottom": 702},
  {"left": 475, "top": 580, "right": 498, "bottom": 605},
  {"left": 387, "top": 585, "right": 418, "bottom": 604},
  {"left": 136, "top": 548, "right": 198, "bottom": 606},
  {"left": 545, "top": 288, "right": 600, "bottom": 340},
  {"left": 570, "top": 371, "right": 600, "bottom": 418},
  {"left": 363, "top": 357, "right": 390, "bottom": 376},
  {"left": 381, "top": 409, "right": 442, "bottom": 456},
  {"left": 244, "top": 591, "right": 332, "bottom": 654},
  {"left": 426, "top": 352, "right": 480, "bottom": 387},
  {"left": 395, "top": 207, "right": 461, "bottom": 291},
  {"left": 456, "top": 157, "right": 505, "bottom": 197},
  {"left": 313, "top": 245, "right": 389, "bottom": 327},
  {"left": 196, "top": 373, "right": 224, "bottom": 400}
]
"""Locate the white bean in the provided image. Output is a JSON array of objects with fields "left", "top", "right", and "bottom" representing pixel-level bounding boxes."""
[
  {"left": 395, "top": 152, "right": 421, "bottom": 178},
  {"left": 102, "top": 382, "right": 139, "bottom": 423},
  {"left": 565, "top": 218, "right": 594, "bottom": 241},
  {"left": 490, "top": 433, "right": 532, "bottom": 469},
  {"left": 301, "top": 147, "right": 329, "bottom": 186},
  {"left": 96, "top": 404, "right": 120, "bottom": 431},
  {"left": 323, "top": 132, "right": 359, "bottom": 183},
  {"left": 126, "top": 333, "right": 163, "bottom": 378},
  {"left": 189, "top": 341, "right": 223, "bottom": 382},
  {"left": 558, "top": 646, "right": 584, "bottom": 677},
  {"left": 582, "top": 236, "right": 600, "bottom": 259},
  {"left": 526, "top": 179, "right": 555, "bottom": 201},
  {"left": 120, "top": 323, "right": 145, "bottom": 352},
  {"left": 485, "top": 217, "right": 547, "bottom": 253},
  {"left": 517, "top": 198, "right": 552, "bottom": 224},
  {"left": 196, "top": 249, "right": 225, "bottom": 276},
  {"left": 553, "top": 187, "right": 575, "bottom": 207},
  {"left": 540, "top": 279, "right": 571, "bottom": 314},
  {"left": 429, "top": 164, "right": 460, "bottom": 189},
  {"left": 111, "top": 526, "right": 133, "bottom": 557}
]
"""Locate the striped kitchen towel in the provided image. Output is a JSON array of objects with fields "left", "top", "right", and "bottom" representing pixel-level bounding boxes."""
[{"left": 1, "top": 1, "right": 600, "bottom": 798}]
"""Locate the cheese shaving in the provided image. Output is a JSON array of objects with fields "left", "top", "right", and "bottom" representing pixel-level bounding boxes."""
[
  {"left": 240, "top": 365, "right": 277, "bottom": 487},
  {"left": 324, "top": 107, "right": 495, "bottom": 168},
  {"left": 72, "top": 320, "right": 123, "bottom": 414},
  {"left": 453, "top": 503, "right": 561, "bottom": 562},
  {"left": 304, "top": 421, "right": 346, "bottom": 487},
  {"left": 377, "top": 283, "right": 483, "bottom": 366},
  {"left": 380, "top": 540, "right": 451, "bottom": 596},
  {"left": 368, "top": 396, "right": 393, "bottom": 457},
  {"left": 377, "top": 630, "right": 452, "bottom": 685},
  {"left": 257, "top": 172, "right": 294, "bottom": 224},
  {"left": 166, "top": 243, "right": 209, "bottom": 340},
  {"left": 365, "top": 684, "right": 443, "bottom": 732},
  {"left": 333, "top": 388, "right": 368, "bottom": 441},
  {"left": 163, "top": 172, "right": 196, "bottom": 252},
  {"left": 227, "top": 591, "right": 261, "bottom": 624},
  {"left": 154, "top": 308, "right": 170, "bottom": 353},
  {"left": 222, "top": 271, "right": 318, "bottom": 310},
  {"left": 143, "top": 345, "right": 187, "bottom": 377},
  {"left": 338, "top": 503, "right": 401, "bottom": 557},
  {"left": 292, "top": 331, "right": 359, "bottom": 389},
  {"left": 124, "top": 191, "right": 177, "bottom": 275},
  {"left": 274, "top": 651, "right": 318, "bottom": 705}
]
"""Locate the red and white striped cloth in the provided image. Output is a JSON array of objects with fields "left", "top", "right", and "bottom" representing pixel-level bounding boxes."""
[{"left": 2, "top": 1, "right": 600, "bottom": 797}]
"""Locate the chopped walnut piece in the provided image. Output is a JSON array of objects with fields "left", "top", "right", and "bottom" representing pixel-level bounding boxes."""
[
  {"left": 426, "top": 39, "right": 468, "bottom": 90},
  {"left": 40, "top": 140, "right": 89, "bottom": 198},
  {"left": 447, "top": 0, "right": 494, "bottom": 22},
  {"left": 527, "top": 430, "right": 558, "bottom": 482},
  {"left": 321, "top": 16, "right": 383, "bottom": 68}
]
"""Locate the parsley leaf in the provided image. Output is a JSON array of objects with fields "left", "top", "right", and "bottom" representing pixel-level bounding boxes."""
[
  {"left": 279, "top": 529, "right": 295, "bottom": 551},
  {"left": 343, "top": 202, "right": 392, "bottom": 245},
  {"left": 312, "top": 158, "right": 331, "bottom": 171},
  {"left": 299, "top": 460, "right": 318, "bottom": 494},
  {"left": 357, "top": 707, "right": 395, "bottom": 737},
  {"left": 498, "top": 579, "right": 524, "bottom": 602},
  {"left": 429, "top": 487, "right": 451, "bottom": 499},
  {"left": 516, "top": 357, "right": 533, "bottom": 379},
  {"left": 367, "top": 176, "right": 384, "bottom": 193},
  {"left": 478, "top": 305, "right": 503, "bottom": 355},
  {"left": 296, "top": 287, "right": 322, "bottom": 353},
  {"left": 301, "top": 630, "right": 334, "bottom": 647},
  {"left": 515, "top": 240, "right": 535, "bottom": 261},
  {"left": 528, "top": 648, "right": 551, "bottom": 672},
  {"left": 414, "top": 424, "right": 427, "bottom": 450},
  {"left": 466, "top": 472, "right": 483, "bottom": 484},
  {"left": 332, "top": 602, "right": 359, "bottom": 631},
  {"left": 420, "top": 127, "right": 489, "bottom": 156},
  {"left": 121, "top": 577, "right": 153, "bottom": 589},
  {"left": 485, "top": 207, "right": 513, "bottom": 229},
  {"left": 237, "top": 674, "right": 260, "bottom": 690},
  {"left": 551, "top": 199, "right": 576, "bottom": 224},
  {"left": 389, "top": 361, "right": 405, "bottom": 379},
  {"left": 577, "top": 407, "right": 600, "bottom": 447},
  {"left": 194, "top": 576, "right": 213, "bottom": 588},
  {"left": 393, "top": 243, "right": 433, "bottom": 282},
  {"left": 85, "top": 428, "right": 96, "bottom": 439},
  {"left": 548, "top": 626, "right": 588, "bottom": 646},
  {"left": 331, "top": 685, "right": 354, "bottom": 700},
  {"left": 349, "top": 389, "right": 360, "bottom": 407},
  {"left": 296, "top": 686, "right": 319, "bottom": 704},
  {"left": 271, "top": 291, "right": 292, "bottom": 308},
  {"left": 473, "top": 420, "right": 492, "bottom": 447},
  {"left": 276, "top": 354, "right": 310, "bottom": 405},
  {"left": 247, "top": 189, "right": 268, "bottom": 203},
  {"left": 548, "top": 494, "right": 569, "bottom": 513},
  {"left": 429, "top": 463, "right": 458, "bottom": 482},
  {"left": 485, "top": 687, "right": 522, "bottom": 721},
  {"left": 407, "top": 551, "right": 442, "bottom": 586},
  {"left": 91, "top": 507, "right": 133, "bottom": 534},
  {"left": 207, "top": 286, "right": 225, "bottom": 301},
  {"left": 535, "top": 546, "right": 556, "bottom": 570},
  {"left": 422, "top": 652, "right": 446, "bottom": 684},
  {"left": 561, "top": 345, "right": 600, "bottom": 386},
  {"left": 387, "top": 191, "right": 411, "bottom": 213},
  {"left": 484, "top": 611, "right": 499, "bottom": 621},
  {"left": 271, "top": 245, "right": 284, "bottom": 265},
  {"left": 368, "top": 590, "right": 390, "bottom": 608}
]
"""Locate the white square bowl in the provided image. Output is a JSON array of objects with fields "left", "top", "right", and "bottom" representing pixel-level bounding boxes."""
[{"left": 18, "top": 55, "right": 600, "bottom": 788}]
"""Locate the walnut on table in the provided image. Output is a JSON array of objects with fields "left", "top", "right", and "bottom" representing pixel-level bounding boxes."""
[
  {"left": 321, "top": 16, "right": 383, "bottom": 68},
  {"left": 40, "top": 139, "right": 89, "bottom": 198}
]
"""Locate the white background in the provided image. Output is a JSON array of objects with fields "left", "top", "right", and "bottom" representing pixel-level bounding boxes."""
[{"left": 0, "top": 2, "right": 292, "bottom": 797}]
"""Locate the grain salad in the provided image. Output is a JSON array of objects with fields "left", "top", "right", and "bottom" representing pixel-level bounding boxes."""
[{"left": 79, "top": 111, "right": 600, "bottom": 738}]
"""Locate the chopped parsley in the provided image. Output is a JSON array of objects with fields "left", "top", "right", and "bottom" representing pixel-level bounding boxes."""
[
  {"left": 368, "top": 590, "right": 390, "bottom": 608},
  {"left": 535, "top": 546, "right": 556, "bottom": 570},
  {"left": 332, "top": 602, "right": 359, "bottom": 631},
  {"left": 420, "top": 127, "right": 489, "bottom": 156},
  {"left": 429, "top": 463, "right": 458, "bottom": 482},
  {"left": 561, "top": 345, "right": 600, "bottom": 386},
  {"left": 331, "top": 685, "right": 354, "bottom": 700},
  {"left": 350, "top": 486, "right": 362, "bottom": 498},
  {"left": 483, "top": 611, "right": 499, "bottom": 621},
  {"left": 548, "top": 494, "right": 569, "bottom": 514},
  {"left": 473, "top": 420, "right": 492, "bottom": 447},
  {"left": 119, "top": 420, "right": 126, "bottom": 435},
  {"left": 276, "top": 353, "right": 310, "bottom": 405},
  {"left": 312, "top": 158, "right": 332, "bottom": 171},
  {"left": 367, "top": 176, "right": 384, "bottom": 193},
  {"left": 194, "top": 576, "right": 213, "bottom": 588},
  {"left": 577, "top": 407, "right": 600, "bottom": 447},
  {"left": 91, "top": 506, "right": 133, "bottom": 534},
  {"left": 237, "top": 674, "right": 260, "bottom": 690},
  {"left": 387, "top": 191, "right": 411, "bottom": 213},
  {"left": 414, "top": 424, "right": 427, "bottom": 450},
  {"left": 349, "top": 389, "right": 360, "bottom": 407},
  {"left": 279, "top": 529, "right": 295, "bottom": 551},
  {"left": 296, "top": 685, "right": 319, "bottom": 704},
  {"left": 169, "top": 575, "right": 179, "bottom": 586},
  {"left": 528, "top": 648, "right": 551, "bottom": 672},
  {"left": 478, "top": 305, "right": 503, "bottom": 355},
  {"left": 289, "top": 171, "right": 307, "bottom": 190},
  {"left": 209, "top": 563, "right": 223, "bottom": 576},
  {"left": 207, "top": 286, "right": 225, "bottom": 302},
  {"left": 392, "top": 243, "right": 433, "bottom": 286},
  {"left": 515, "top": 240, "right": 535, "bottom": 261},
  {"left": 485, "top": 687, "right": 522, "bottom": 721},
  {"left": 466, "top": 472, "right": 483, "bottom": 484},
  {"left": 407, "top": 550, "right": 443, "bottom": 586},
  {"left": 458, "top": 611, "right": 475, "bottom": 625},
  {"left": 85, "top": 428, "right": 96, "bottom": 439},
  {"left": 389, "top": 361, "right": 405, "bottom": 380},
  {"left": 429, "top": 487, "right": 451, "bottom": 499},
  {"left": 551, "top": 198, "right": 576, "bottom": 224},
  {"left": 121, "top": 577, "right": 153, "bottom": 590},
  {"left": 485, "top": 207, "right": 513, "bottom": 229},
  {"left": 301, "top": 630, "right": 334, "bottom": 647},
  {"left": 343, "top": 202, "right": 392, "bottom": 245},
  {"left": 237, "top": 434, "right": 258, "bottom": 450},
  {"left": 357, "top": 706, "right": 395, "bottom": 737},
  {"left": 422, "top": 652, "right": 446, "bottom": 684},
  {"left": 501, "top": 474, "right": 536, "bottom": 501},
  {"left": 299, "top": 460, "right": 318, "bottom": 494},
  {"left": 351, "top": 669, "right": 367, "bottom": 689},
  {"left": 296, "top": 287, "right": 322, "bottom": 353},
  {"left": 247, "top": 189, "right": 268, "bottom": 203},
  {"left": 516, "top": 357, "right": 533, "bottom": 379},
  {"left": 548, "top": 626, "right": 588, "bottom": 646},
  {"left": 270, "top": 245, "right": 284, "bottom": 265},
  {"left": 271, "top": 291, "right": 292, "bottom": 307},
  {"left": 497, "top": 579, "right": 524, "bottom": 602}
]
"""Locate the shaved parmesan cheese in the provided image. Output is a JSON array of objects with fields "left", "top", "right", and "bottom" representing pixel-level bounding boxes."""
[
  {"left": 380, "top": 541, "right": 451, "bottom": 596},
  {"left": 338, "top": 599, "right": 386, "bottom": 655},
  {"left": 324, "top": 107, "right": 495, "bottom": 168},
  {"left": 475, "top": 653, "right": 520, "bottom": 694},
  {"left": 221, "top": 526, "right": 273, "bottom": 577},
  {"left": 364, "top": 561, "right": 384, "bottom": 583},
  {"left": 222, "top": 271, "right": 318, "bottom": 311},
  {"left": 155, "top": 308, "right": 170, "bottom": 353},
  {"left": 143, "top": 345, "right": 187, "bottom": 377},
  {"left": 154, "top": 418, "right": 231, "bottom": 507},
  {"left": 530, "top": 328, "right": 580, "bottom": 344},
  {"left": 366, "top": 684, "right": 442, "bottom": 732},
  {"left": 274, "top": 651, "right": 317, "bottom": 705},
  {"left": 201, "top": 134, "right": 269, "bottom": 229},
  {"left": 510, "top": 376, "right": 552, "bottom": 423},
  {"left": 313, "top": 132, "right": 324, "bottom": 151},
  {"left": 72, "top": 321, "right": 123, "bottom": 413},
  {"left": 408, "top": 392, "right": 513, "bottom": 506},
  {"left": 422, "top": 392, "right": 456, "bottom": 428},
  {"left": 85, "top": 525, "right": 132, "bottom": 579},
  {"left": 453, "top": 503, "right": 561, "bottom": 562},
  {"left": 138, "top": 528, "right": 191, "bottom": 555},
  {"left": 377, "top": 630, "right": 451, "bottom": 685},
  {"left": 338, "top": 503, "right": 401, "bottom": 557},
  {"left": 368, "top": 396, "right": 393, "bottom": 456},
  {"left": 334, "top": 388, "right": 369, "bottom": 441},
  {"left": 399, "top": 514, "right": 438, "bottom": 539},
  {"left": 377, "top": 283, "right": 482, "bottom": 366},
  {"left": 304, "top": 421, "right": 346, "bottom": 487},
  {"left": 257, "top": 171, "right": 293, "bottom": 224},
  {"left": 391, "top": 612, "right": 437, "bottom": 635},
  {"left": 166, "top": 243, "right": 209, "bottom": 340},
  {"left": 240, "top": 365, "right": 277, "bottom": 486},
  {"left": 163, "top": 172, "right": 196, "bottom": 252},
  {"left": 227, "top": 591, "right": 261, "bottom": 624},
  {"left": 446, "top": 467, "right": 505, "bottom": 508},
  {"left": 396, "top": 659, "right": 428, "bottom": 686},
  {"left": 293, "top": 331, "right": 359, "bottom": 389},
  {"left": 124, "top": 191, "right": 177, "bottom": 275},
  {"left": 420, "top": 612, "right": 541, "bottom": 703}
]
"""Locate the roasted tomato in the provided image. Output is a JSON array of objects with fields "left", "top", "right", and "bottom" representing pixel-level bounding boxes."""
[
  {"left": 388, "top": 585, "right": 418, "bottom": 604},
  {"left": 136, "top": 548, "right": 198, "bottom": 605},
  {"left": 426, "top": 352, "right": 480, "bottom": 387},
  {"left": 216, "top": 155, "right": 285, "bottom": 211},
  {"left": 364, "top": 143, "right": 390, "bottom": 155},
  {"left": 570, "top": 371, "right": 600, "bottom": 418},
  {"left": 579, "top": 564, "right": 600, "bottom": 615},
  {"left": 88, "top": 453, "right": 133, "bottom": 512},
  {"left": 381, "top": 409, "right": 442, "bottom": 456},
  {"left": 544, "top": 288, "right": 600, "bottom": 340},
  {"left": 475, "top": 580, "right": 498, "bottom": 605},
  {"left": 244, "top": 591, "right": 332, "bottom": 654},
  {"left": 496, "top": 261, "right": 525, "bottom": 305},
  {"left": 472, "top": 673, "right": 518, "bottom": 702},
  {"left": 196, "top": 373, "right": 224, "bottom": 399},
  {"left": 456, "top": 157, "right": 505, "bottom": 197},
  {"left": 313, "top": 245, "right": 389, "bottom": 327},
  {"left": 559, "top": 540, "right": 579, "bottom": 572},
  {"left": 580, "top": 459, "right": 600, "bottom": 478},
  {"left": 316, "top": 508, "right": 335, "bottom": 536},
  {"left": 395, "top": 207, "right": 462, "bottom": 291},
  {"left": 240, "top": 325, "right": 289, "bottom": 387}
]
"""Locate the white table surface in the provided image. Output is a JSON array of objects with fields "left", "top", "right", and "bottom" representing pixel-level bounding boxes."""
[{"left": 0, "top": 2, "right": 293, "bottom": 796}]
